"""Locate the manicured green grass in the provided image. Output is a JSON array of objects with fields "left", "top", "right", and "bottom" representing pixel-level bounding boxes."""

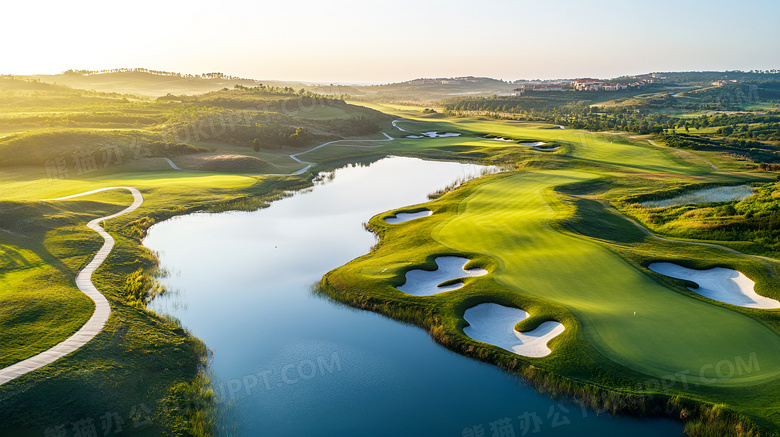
[
  {"left": 0, "top": 197, "right": 126, "bottom": 366},
  {"left": 0, "top": 171, "right": 256, "bottom": 201},
  {"left": 432, "top": 170, "right": 780, "bottom": 384},
  {"left": 320, "top": 115, "right": 780, "bottom": 434},
  {"left": 0, "top": 262, "right": 93, "bottom": 368}
]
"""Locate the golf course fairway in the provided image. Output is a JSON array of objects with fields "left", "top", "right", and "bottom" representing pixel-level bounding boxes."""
[
  {"left": 318, "top": 116, "right": 780, "bottom": 433},
  {"left": 433, "top": 170, "right": 780, "bottom": 385}
]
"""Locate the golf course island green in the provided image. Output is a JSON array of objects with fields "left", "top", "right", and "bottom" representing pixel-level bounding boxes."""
[{"left": 320, "top": 112, "right": 780, "bottom": 436}]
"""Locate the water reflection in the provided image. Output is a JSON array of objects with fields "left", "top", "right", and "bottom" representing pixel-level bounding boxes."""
[{"left": 144, "top": 156, "right": 683, "bottom": 436}]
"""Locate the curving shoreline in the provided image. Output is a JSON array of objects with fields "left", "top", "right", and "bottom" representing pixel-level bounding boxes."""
[{"left": 0, "top": 187, "right": 143, "bottom": 385}]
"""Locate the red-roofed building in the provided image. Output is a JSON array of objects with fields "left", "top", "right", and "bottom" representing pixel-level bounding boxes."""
[
  {"left": 532, "top": 85, "right": 563, "bottom": 92},
  {"left": 571, "top": 79, "right": 605, "bottom": 91}
]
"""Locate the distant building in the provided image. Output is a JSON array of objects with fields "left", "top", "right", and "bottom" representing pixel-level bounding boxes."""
[
  {"left": 440, "top": 80, "right": 461, "bottom": 85},
  {"left": 570, "top": 78, "right": 642, "bottom": 91},
  {"left": 602, "top": 83, "right": 628, "bottom": 91},
  {"left": 571, "top": 79, "right": 605, "bottom": 91},
  {"left": 712, "top": 80, "right": 738, "bottom": 87},
  {"left": 531, "top": 84, "right": 563, "bottom": 92},
  {"left": 513, "top": 87, "right": 525, "bottom": 96},
  {"left": 409, "top": 78, "right": 440, "bottom": 85}
]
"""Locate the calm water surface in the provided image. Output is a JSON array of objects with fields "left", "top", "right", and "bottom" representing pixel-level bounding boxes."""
[{"left": 144, "top": 156, "right": 683, "bottom": 436}]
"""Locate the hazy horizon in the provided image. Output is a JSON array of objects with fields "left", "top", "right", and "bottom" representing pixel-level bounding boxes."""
[{"left": 4, "top": 0, "right": 779, "bottom": 83}]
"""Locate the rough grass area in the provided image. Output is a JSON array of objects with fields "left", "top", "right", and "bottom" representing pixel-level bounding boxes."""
[
  {"left": 640, "top": 185, "right": 754, "bottom": 208},
  {"left": 175, "top": 154, "right": 276, "bottom": 173}
]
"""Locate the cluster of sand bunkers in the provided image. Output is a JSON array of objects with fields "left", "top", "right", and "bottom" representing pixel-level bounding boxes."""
[
  {"left": 478, "top": 137, "right": 561, "bottom": 151},
  {"left": 383, "top": 209, "right": 780, "bottom": 358},
  {"left": 405, "top": 132, "right": 462, "bottom": 139},
  {"left": 384, "top": 209, "right": 565, "bottom": 357}
]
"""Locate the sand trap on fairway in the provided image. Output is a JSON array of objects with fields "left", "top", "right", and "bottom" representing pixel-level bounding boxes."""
[
  {"left": 385, "top": 209, "right": 432, "bottom": 224},
  {"left": 407, "top": 132, "right": 462, "bottom": 139},
  {"left": 479, "top": 136, "right": 514, "bottom": 142},
  {"left": 521, "top": 141, "right": 560, "bottom": 151},
  {"left": 649, "top": 262, "right": 780, "bottom": 309},
  {"left": 463, "top": 303, "right": 565, "bottom": 358},
  {"left": 397, "top": 256, "right": 487, "bottom": 295}
]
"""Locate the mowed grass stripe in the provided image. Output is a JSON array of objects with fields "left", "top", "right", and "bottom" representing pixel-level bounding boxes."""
[{"left": 433, "top": 170, "right": 780, "bottom": 385}]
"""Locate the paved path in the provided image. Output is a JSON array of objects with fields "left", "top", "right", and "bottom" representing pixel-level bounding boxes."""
[
  {"left": 284, "top": 132, "right": 394, "bottom": 175},
  {"left": 164, "top": 133, "right": 395, "bottom": 176},
  {"left": 162, "top": 157, "right": 182, "bottom": 170},
  {"left": 0, "top": 187, "right": 143, "bottom": 386},
  {"left": 392, "top": 119, "right": 410, "bottom": 133}
]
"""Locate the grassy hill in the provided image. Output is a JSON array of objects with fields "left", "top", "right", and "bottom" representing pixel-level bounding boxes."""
[
  {"left": 28, "top": 69, "right": 265, "bottom": 97},
  {"left": 0, "top": 78, "right": 394, "bottom": 178}
]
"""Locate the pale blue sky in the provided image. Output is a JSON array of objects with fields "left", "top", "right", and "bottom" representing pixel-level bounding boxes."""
[{"left": 3, "top": 0, "right": 779, "bottom": 82}]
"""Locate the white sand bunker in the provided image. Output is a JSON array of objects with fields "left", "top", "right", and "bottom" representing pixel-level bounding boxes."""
[
  {"left": 479, "top": 136, "right": 514, "bottom": 142},
  {"left": 463, "top": 303, "right": 565, "bottom": 358},
  {"left": 649, "top": 262, "right": 780, "bottom": 309},
  {"left": 407, "top": 132, "right": 462, "bottom": 139},
  {"left": 397, "top": 256, "right": 487, "bottom": 296},
  {"left": 385, "top": 210, "right": 432, "bottom": 224},
  {"left": 520, "top": 141, "right": 560, "bottom": 151}
]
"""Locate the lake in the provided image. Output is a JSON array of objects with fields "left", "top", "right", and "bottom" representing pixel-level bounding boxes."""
[{"left": 144, "top": 156, "right": 683, "bottom": 436}]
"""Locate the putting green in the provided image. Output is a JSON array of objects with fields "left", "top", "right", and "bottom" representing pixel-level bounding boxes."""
[{"left": 433, "top": 170, "right": 780, "bottom": 386}]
